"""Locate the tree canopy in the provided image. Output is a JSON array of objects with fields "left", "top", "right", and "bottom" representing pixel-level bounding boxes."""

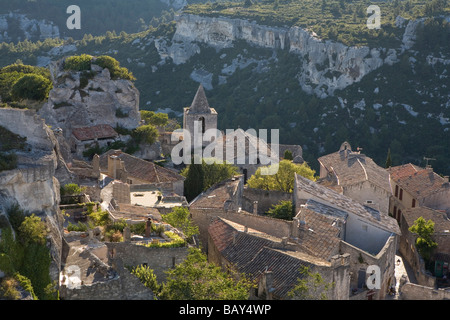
[
  {"left": 409, "top": 216, "right": 438, "bottom": 261},
  {"left": 246, "top": 160, "right": 316, "bottom": 192},
  {"left": 158, "top": 248, "right": 254, "bottom": 300}
]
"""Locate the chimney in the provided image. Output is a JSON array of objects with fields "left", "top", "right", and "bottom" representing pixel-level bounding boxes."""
[
  {"left": 444, "top": 176, "right": 449, "bottom": 183},
  {"left": 253, "top": 201, "right": 258, "bottom": 215},
  {"left": 263, "top": 270, "right": 274, "bottom": 300},
  {"left": 123, "top": 226, "right": 131, "bottom": 242},
  {"left": 244, "top": 225, "right": 248, "bottom": 233},
  {"left": 145, "top": 218, "right": 152, "bottom": 238}
]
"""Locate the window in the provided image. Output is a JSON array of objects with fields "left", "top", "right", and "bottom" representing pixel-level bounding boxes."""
[
  {"left": 412, "top": 199, "right": 416, "bottom": 208},
  {"left": 199, "top": 117, "right": 206, "bottom": 134},
  {"left": 395, "top": 185, "right": 399, "bottom": 197},
  {"left": 399, "top": 188, "right": 403, "bottom": 201},
  {"left": 393, "top": 206, "right": 397, "bottom": 219},
  {"left": 397, "top": 209, "right": 402, "bottom": 222},
  {"left": 366, "top": 200, "right": 373, "bottom": 204}
]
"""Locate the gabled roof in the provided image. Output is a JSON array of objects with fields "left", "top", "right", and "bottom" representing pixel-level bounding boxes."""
[
  {"left": 186, "top": 85, "right": 213, "bottom": 114},
  {"left": 99, "top": 149, "right": 184, "bottom": 184},
  {"left": 189, "top": 176, "right": 241, "bottom": 209},
  {"left": 72, "top": 124, "right": 118, "bottom": 141},
  {"left": 402, "top": 206, "right": 450, "bottom": 234},
  {"left": 294, "top": 173, "right": 400, "bottom": 235},
  {"left": 208, "top": 128, "right": 275, "bottom": 162},
  {"left": 208, "top": 217, "right": 325, "bottom": 299},
  {"left": 318, "top": 143, "right": 391, "bottom": 192},
  {"left": 388, "top": 164, "right": 449, "bottom": 200}
]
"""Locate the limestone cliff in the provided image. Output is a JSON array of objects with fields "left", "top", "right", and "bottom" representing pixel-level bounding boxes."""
[
  {"left": 38, "top": 57, "right": 141, "bottom": 141},
  {"left": 0, "top": 108, "right": 68, "bottom": 282},
  {"left": 0, "top": 12, "right": 59, "bottom": 43},
  {"left": 160, "top": 14, "right": 420, "bottom": 97}
]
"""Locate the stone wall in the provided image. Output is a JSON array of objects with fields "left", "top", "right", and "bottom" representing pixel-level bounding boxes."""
[
  {"left": 399, "top": 215, "right": 436, "bottom": 287},
  {"left": 191, "top": 207, "right": 293, "bottom": 252},
  {"left": 400, "top": 283, "right": 450, "bottom": 300},
  {"left": 242, "top": 187, "right": 292, "bottom": 214},
  {"left": 59, "top": 258, "right": 154, "bottom": 300},
  {"left": 105, "top": 242, "right": 189, "bottom": 282},
  {"left": 339, "top": 235, "right": 398, "bottom": 300}
]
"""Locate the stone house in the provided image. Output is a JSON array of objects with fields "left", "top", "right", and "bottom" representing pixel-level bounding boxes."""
[
  {"left": 293, "top": 173, "right": 401, "bottom": 299},
  {"left": 399, "top": 206, "right": 450, "bottom": 288},
  {"left": 317, "top": 141, "right": 392, "bottom": 215},
  {"left": 98, "top": 149, "right": 185, "bottom": 196},
  {"left": 190, "top": 172, "right": 400, "bottom": 299},
  {"left": 387, "top": 163, "right": 450, "bottom": 224},
  {"left": 208, "top": 217, "right": 350, "bottom": 300},
  {"left": 71, "top": 124, "right": 118, "bottom": 158}
]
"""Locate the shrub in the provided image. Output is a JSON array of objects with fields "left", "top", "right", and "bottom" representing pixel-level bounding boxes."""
[
  {"left": 64, "top": 54, "right": 93, "bottom": 71},
  {"left": 10, "top": 74, "right": 52, "bottom": 101},
  {"left": 130, "top": 264, "right": 161, "bottom": 294},
  {"left": 61, "top": 183, "right": 85, "bottom": 196},
  {"left": 93, "top": 55, "right": 135, "bottom": 81},
  {"left": 107, "top": 230, "right": 123, "bottom": 242},
  {"left": 88, "top": 208, "right": 111, "bottom": 226},
  {"left": 0, "top": 277, "right": 21, "bottom": 300},
  {"left": 130, "top": 222, "right": 146, "bottom": 235},
  {"left": 0, "top": 153, "right": 18, "bottom": 172},
  {"left": 133, "top": 124, "right": 159, "bottom": 145},
  {"left": 18, "top": 214, "right": 48, "bottom": 246},
  {"left": 6, "top": 203, "right": 26, "bottom": 231},
  {"left": 67, "top": 221, "right": 88, "bottom": 232}
]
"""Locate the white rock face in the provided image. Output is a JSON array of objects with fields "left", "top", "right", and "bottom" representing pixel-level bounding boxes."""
[
  {"left": 0, "top": 108, "right": 67, "bottom": 283},
  {"left": 0, "top": 13, "right": 59, "bottom": 42},
  {"left": 38, "top": 58, "right": 141, "bottom": 137},
  {"left": 167, "top": 14, "right": 402, "bottom": 97}
]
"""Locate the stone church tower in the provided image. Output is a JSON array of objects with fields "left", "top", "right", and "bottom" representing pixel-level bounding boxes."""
[{"left": 183, "top": 84, "right": 218, "bottom": 147}]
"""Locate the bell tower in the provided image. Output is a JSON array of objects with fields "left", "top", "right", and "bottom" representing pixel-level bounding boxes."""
[{"left": 183, "top": 84, "right": 218, "bottom": 147}]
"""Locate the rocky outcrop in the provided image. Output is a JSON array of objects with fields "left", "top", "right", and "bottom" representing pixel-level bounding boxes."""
[
  {"left": 0, "top": 108, "right": 68, "bottom": 282},
  {"left": 0, "top": 12, "right": 59, "bottom": 43},
  {"left": 38, "top": 57, "right": 141, "bottom": 140},
  {"left": 163, "top": 14, "right": 409, "bottom": 97}
]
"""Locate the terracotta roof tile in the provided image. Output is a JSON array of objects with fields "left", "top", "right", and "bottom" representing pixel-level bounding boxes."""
[
  {"left": 99, "top": 149, "right": 184, "bottom": 184},
  {"left": 388, "top": 164, "right": 449, "bottom": 199},
  {"left": 208, "top": 217, "right": 322, "bottom": 299},
  {"left": 72, "top": 124, "right": 118, "bottom": 141},
  {"left": 318, "top": 148, "right": 391, "bottom": 192}
]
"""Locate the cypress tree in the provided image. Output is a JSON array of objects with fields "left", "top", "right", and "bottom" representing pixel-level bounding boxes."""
[
  {"left": 385, "top": 148, "right": 392, "bottom": 168},
  {"left": 184, "top": 158, "right": 204, "bottom": 203}
]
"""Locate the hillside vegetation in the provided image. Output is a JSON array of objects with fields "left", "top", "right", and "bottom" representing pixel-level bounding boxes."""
[
  {"left": 184, "top": 0, "right": 449, "bottom": 46},
  {"left": 0, "top": 1, "right": 449, "bottom": 176}
]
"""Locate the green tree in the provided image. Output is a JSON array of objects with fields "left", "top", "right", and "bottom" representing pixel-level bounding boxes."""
[
  {"left": 288, "top": 266, "right": 334, "bottom": 300},
  {"left": 201, "top": 159, "right": 239, "bottom": 191},
  {"left": 409, "top": 217, "right": 438, "bottom": 261},
  {"left": 130, "top": 264, "right": 161, "bottom": 297},
  {"left": 283, "top": 149, "right": 294, "bottom": 160},
  {"left": 134, "top": 124, "right": 159, "bottom": 145},
  {"left": 161, "top": 207, "right": 199, "bottom": 239},
  {"left": 11, "top": 74, "right": 52, "bottom": 101},
  {"left": 18, "top": 214, "right": 48, "bottom": 247},
  {"left": 183, "top": 159, "right": 205, "bottom": 202},
  {"left": 247, "top": 160, "right": 316, "bottom": 193},
  {"left": 266, "top": 200, "right": 295, "bottom": 221},
  {"left": 159, "top": 248, "right": 254, "bottom": 300},
  {"left": 61, "top": 183, "right": 85, "bottom": 196},
  {"left": 140, "top": 110, "right": 169, "bottom": 127},
  {"left": 385, "top": 148, "right": 392, "bottom": 168}
]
